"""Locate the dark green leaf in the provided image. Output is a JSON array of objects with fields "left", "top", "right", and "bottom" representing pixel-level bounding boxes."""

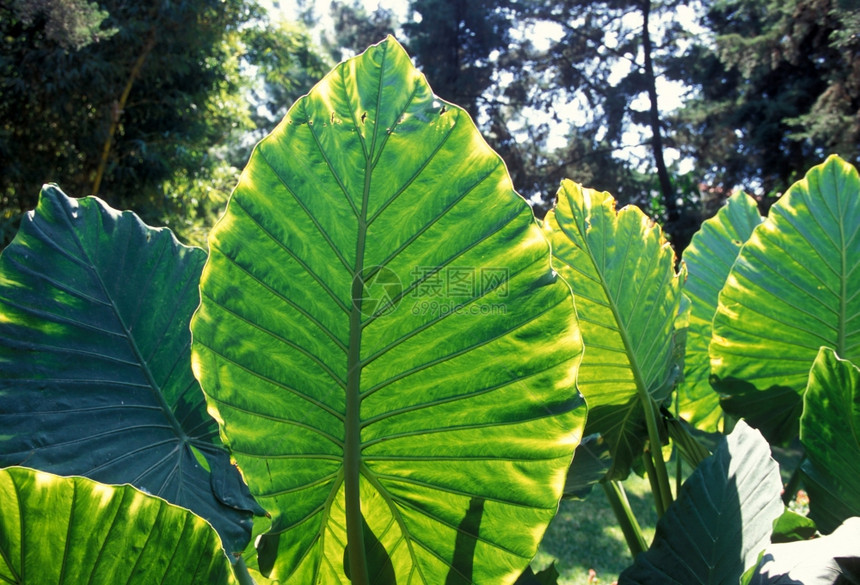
[
  {"left": 619, "top": 421, "right": 784, "bottom": 585},
  {"left": 0, "top": 186, "right": 258, "bottom": 555},
  {"left": 562, "top": 434, "right": 612, "bottom": 501}
]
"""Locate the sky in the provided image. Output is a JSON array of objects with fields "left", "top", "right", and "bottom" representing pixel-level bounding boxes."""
[{"left": 267, "top": 0, "right": 412, "bottom": 31}]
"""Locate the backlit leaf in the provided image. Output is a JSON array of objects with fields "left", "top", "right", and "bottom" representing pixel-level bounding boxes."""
[
  {"left": 191, "top": 37, "right": 585, "bottom": 584},
  {"left": 679, "top": 192, "right": 762, "bottom": 431},
  {"left": 800, "top": 347, "right": 860, "bottom": 533},
  {"left": 710, "top": 155, "right": 860, "bottom": 442},
  {"left": 544, "top": 181, "right": 684, "bottom": 479},
  {"left": 0, "top": 466, "right": 237, "bottom": 584}
]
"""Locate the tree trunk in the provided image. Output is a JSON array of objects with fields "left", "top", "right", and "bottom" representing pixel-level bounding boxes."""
[
  {"left": 640, "top": 0, "right": 679, "bottom": 234},
  {"left": 91, "top": 31, "right": 156, "bottom": 197}
]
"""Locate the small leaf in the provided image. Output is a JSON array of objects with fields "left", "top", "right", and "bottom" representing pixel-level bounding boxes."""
[
  {"left": 800, "top": 347, "right": 860, "bottom": 533},
  {"left": 0, "top": 186, "right": 258, "bottom": 554},
  {"left": 771, "top": 508, "right": 818, "bottom": 544},
  {"left": 619, "top": 421, "right": 784, "bottom": 585},
  {"left": 679, "top": 192, "right": 762, "bottom": 431},
  {"left": 0, "top": 466, "right": 237, "bottom": 584},
  {"left": 710, "top": 155, "right": 860, "bottom": 443},
  {"left": 664, "top": 415, "right": 712, "bottom": 469},
  {"left": 544, "top": 181, "right": 684, "bottom": 479}
]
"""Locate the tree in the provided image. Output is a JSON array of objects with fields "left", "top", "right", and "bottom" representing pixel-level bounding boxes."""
[
  {"left": 672, "top": 0, "right": 860, "bottom": 201},
  {"left": 9, "top": 0, "right": 115, "bottom": 49},
  {"left": 0, "top": 0, "right": 256, "bottom": 244},
  {"left": 467, "top": 0, "right": 705, "bottom": 248},
  {"left": 241, "top": 19, "right": 332, "bottom": 146},
  {"left": 328, "top": 0, "right": 398, "bottom": 60}
]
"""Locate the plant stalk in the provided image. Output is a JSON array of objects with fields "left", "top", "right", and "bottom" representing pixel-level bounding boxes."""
[
  {"left": 642, "top": 399, "right": 673, "bottom": 517},
  {"left": 642, "top": 447, "right": 667, "bottom": 517},
  {"left": 602, "top": 481, "right": 648, "bottom": 558},
  {"left": 233, "top": 557, "right": 256, "bottom": 585},
  {"left": 345, "top": 274, "right": 369, "bottom": 585}
]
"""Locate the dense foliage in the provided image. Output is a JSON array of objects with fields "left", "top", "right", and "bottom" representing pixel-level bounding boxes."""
[
  {"left": 329, "top": 0, "right": 860, "bottom": 251},
  {"left": 0, "top": 0, "right": 329, "bottom": 247},
  {"left": 674, "top": 0, "right": 860, "bottom": 199},
  {"left": 0, "top": 0, "right": 252, "bottom": 224},
  {"left": 4, "top": 0, "right": 857, "bottom": 255},
  {"left": 1, "top": 38, "right": 859, "bottom": 585}
]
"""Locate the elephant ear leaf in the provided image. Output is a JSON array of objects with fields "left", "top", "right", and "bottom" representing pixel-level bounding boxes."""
[
  {"left": 0, "top": 466, "right": 237, "bottom": 584},
  {"left": 191, "top": 36, "right": 585, "bottom": 584},
  {"left": 543, "top": 181, "right": 684, "bottom": 479},
  {"left": 678, "top": 192, "right": 762, "bottom": 432},
  {"left": 710, "top": 155, "right": 860, "bottom": 443},
  {"left": 800, "top": 347, "right": 860, "bottom": 534},
  {"left": 0, "top": 186, "right": 259, "bottom": 555},
  {"left": 619, "top": 421, "right": 784, "bottom": 585}
]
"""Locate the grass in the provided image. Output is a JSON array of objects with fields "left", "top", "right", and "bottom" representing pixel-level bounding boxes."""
[{"left": 532, "top": 474, "right": 658, "bottom": 585}]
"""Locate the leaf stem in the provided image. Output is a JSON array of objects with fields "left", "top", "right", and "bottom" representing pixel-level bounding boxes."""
[
  {"left": 641, "top": 447, "right": 666, "bottom": 517},
  {"left": 602, "top": 481, "right": 647, "bottom": 558},
  {"left": 642, "top": 399, "right": 673, "bottom": 516},
  {"left": 232, "top": 557, "right": 256, "bottom": 585}
]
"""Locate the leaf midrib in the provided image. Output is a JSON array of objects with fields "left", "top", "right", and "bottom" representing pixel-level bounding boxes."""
[
  {"left": 557, "top": 193, "right": 663, "bottom": 407},
  {"left": 58, "top": 203, "right": 191, "bottom": 449},
  {"left": 340, "top": 39, "right": 391, "bottom": 585}
]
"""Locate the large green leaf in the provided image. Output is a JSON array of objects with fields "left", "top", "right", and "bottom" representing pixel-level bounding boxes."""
[
  {"left": 800, "top": 347, "right": 860, "bottom": 533},
  {"left": 710, "top": 155, "right": 860, "bottom": 442},
  {"left": 678, "top": 192, "right": 762, "bottom": 432},
  {"left": 191, "top": 37, "right": 585, "bottom": 584},
  {"left": 543, "top": 181, "right": 684, "bottom": 479},
  {"left": 618, "top": 421, "right": 784, "bottom": 585},
  {"left": 0, "top": 466, "right": 237, "bottom": 584},
  {"left": 0, "top": 186, "right": 258, "bottom": 555}
]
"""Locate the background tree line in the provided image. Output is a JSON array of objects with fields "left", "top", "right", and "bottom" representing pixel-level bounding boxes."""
[{"left": 2, "top": 0, "right": 858, "bottom": 250}]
